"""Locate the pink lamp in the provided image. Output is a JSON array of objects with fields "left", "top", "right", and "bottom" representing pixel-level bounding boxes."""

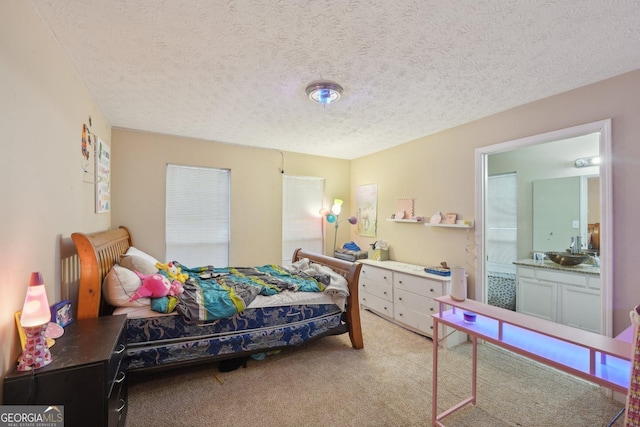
[{"left": 17, "top": 272, "right": 52, "bottom": 371}]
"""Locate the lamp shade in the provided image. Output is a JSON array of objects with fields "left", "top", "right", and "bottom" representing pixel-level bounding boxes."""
[
  {"left": 20, "top": 272, "right": 51, "bottom": 327},
  {"left": 331, "top": 199, "right": 343, "bottom": 215}
]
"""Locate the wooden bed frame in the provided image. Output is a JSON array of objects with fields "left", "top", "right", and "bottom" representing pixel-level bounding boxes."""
[{"left": 71, "top": 226, "right": 364, "bottom": 350}]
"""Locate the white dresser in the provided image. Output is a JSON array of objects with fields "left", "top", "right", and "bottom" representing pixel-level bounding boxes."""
[
  {"left": 514, "top": 260, "right": 601, "bottom": 333},
  {"left": 358, "top": 259, "right": 466, "bottom": 348}
]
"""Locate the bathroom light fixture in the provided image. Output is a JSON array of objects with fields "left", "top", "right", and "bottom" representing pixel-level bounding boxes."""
[
  {"left": 575, "top": 156, "right": 601, "bottom": 168},
  {"left": 305, "top": 81, "right": 343, "bottom": 105}
]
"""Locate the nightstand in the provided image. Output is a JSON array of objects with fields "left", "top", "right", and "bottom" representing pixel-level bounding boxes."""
[{"left": 3, "top": 315, "right": 128, "bottom": 427}]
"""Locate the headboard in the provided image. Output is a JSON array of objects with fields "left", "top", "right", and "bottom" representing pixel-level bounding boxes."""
[{"left": 71, "top": 226, "right": 133, "bottom": 319}]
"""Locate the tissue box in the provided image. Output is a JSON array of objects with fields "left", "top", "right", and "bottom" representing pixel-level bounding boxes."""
[{"left": 368, "top": 248, "right": 389, "bottom": 261}]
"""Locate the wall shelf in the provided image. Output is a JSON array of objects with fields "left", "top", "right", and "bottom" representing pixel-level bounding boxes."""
[
  {"left": 386, "top": 218, "right": 423, "bottom": 223},
  {"left": 424, "top": 220, "right": 474, "bottom": 229}
]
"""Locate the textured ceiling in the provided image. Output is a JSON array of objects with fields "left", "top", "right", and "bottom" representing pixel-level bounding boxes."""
[{"left": 31, "top": 0, "right": 640, "bottom": 159}]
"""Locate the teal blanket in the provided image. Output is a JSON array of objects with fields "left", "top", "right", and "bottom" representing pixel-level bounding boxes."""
[{"left": 170, "top": 263, "right": 327, "bottom": 323}]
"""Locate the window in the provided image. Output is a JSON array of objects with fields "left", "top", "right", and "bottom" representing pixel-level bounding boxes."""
[
  {"left": 166, "top": 164, "right": 230, "bottom": 267},
  {"left": 282, "top": 176, "right": 324, "bottom": 265}
]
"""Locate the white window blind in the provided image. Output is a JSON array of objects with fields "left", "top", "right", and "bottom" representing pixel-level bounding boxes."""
[
  {"left": 282, "top": 176, "right": 324, "bottom": 265},
  {"left": 166, "top": 164, "right": 230, "bottom": 267},
  {"left": 486, "top": 172, "right": 517, "bottom": 274}
]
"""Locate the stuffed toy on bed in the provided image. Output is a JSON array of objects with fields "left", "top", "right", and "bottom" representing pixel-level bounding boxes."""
[
  {"left": 129, "top": 272, "right": 184, "bottom": 301},
  {"left": 156, "top": 261, "right": 189, "bottom": 284}
]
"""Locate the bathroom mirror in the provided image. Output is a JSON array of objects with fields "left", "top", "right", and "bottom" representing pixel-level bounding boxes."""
[
  {"left": 532, "top": 175, "right": 600, "bottom": 253},
  {"left": 475, "top": 119, "right": 612, "bottom": 336}
]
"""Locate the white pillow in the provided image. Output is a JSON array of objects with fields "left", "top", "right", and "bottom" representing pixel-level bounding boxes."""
[
  {"left": 119, "top": 254, "right": 158, "bottom": 275},
  {"left": 103, "top": 264, "right": 150, "bottom": 307},
  {"left": 124, "top": 246, "right": 160, "bottom": 266}
]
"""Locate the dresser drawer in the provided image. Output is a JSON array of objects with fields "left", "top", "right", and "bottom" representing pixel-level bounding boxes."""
[
  {"left": 393, "top": 305, "right": 435, "bottom": 335},
  {"left": 108, "top": 372, "right": 128, "bottom": 427},
  {"left": 360, "top": 265, "right": 392, "bottom": 285},
  {"left": 361, "top": 292, "right": 393, "bottom": 317},
  {"left": 360, "top": 278, "right": 393, "bottom": 301},
  {"left": 394, "top": 272, "right": 444, "bottom": 298},
  {"left": 108, "top": 325, "right": 128, "bottom": 398}
]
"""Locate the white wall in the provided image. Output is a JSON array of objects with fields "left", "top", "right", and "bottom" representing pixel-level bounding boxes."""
[{"left": 0, "top": 1, "right": 110, "bottom": 386}]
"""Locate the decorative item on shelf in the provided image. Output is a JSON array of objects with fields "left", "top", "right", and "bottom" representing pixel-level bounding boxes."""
[
  {"left": 320, "top": 198, "right": 358, "bottom": 253},
  {"left": 430, "top": 211, "right": 442, "bottom": 224},
  {"left": 17, "top": 272, "right": 53, "bottom": 371},
  {"left": 449, "top": 266, "right": 467, "bottom": 302},
  {"left": 463, "top": 311, "right": 477, "bottom": 324},
  {"left": 445, "top": 213, "right": 457, "bottom": 224}
]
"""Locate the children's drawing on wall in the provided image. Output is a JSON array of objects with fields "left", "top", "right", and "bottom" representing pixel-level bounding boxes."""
[
  {"left": 95, "top": 138, "right": 110, "bottom": 213},
  {"left": 356, "top": 184, "right": 377, "bottom": 237}
]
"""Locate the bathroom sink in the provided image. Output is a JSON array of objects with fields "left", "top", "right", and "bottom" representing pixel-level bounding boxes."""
[{"left": 544, "top": 251, "right": 589, "bottom": 266}]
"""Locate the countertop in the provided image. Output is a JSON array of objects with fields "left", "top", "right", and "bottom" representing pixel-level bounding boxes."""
[{"left": 513, "top": 259, "right": 600, "bottom": 276}]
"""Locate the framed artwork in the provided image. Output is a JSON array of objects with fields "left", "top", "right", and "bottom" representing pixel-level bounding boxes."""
[
  {"left": 356, "top": 184, "right": 378, "bottom": 237},
  {"left": 51, "top": 300, "right": 73, "bottom": 327},
  {"left": 95, "top": 138, "right": 111, "bottom": 213}
]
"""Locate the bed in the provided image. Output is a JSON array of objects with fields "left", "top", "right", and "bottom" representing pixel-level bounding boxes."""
[{"left": 71, "top": 226, "right": 363, "bottom": 372}]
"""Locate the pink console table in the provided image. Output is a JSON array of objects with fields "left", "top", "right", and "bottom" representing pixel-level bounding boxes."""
[{"left": 431, "top": 295, "right": 632, "bottom": 426}]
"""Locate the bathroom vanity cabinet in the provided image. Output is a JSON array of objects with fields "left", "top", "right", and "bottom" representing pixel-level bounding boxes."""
[{"left": 514, "top": 260, "right": 601, "bottom": 333}]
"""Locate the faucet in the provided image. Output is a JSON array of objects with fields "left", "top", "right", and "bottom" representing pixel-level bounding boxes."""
[{"left": 571, "top": 235, "right": 582, "bottom": 254}]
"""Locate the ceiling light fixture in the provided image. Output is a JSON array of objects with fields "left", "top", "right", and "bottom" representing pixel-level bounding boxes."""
[
  {"left": 305, "top": 81, "right": 343, "bottom": 105},
  {"left": 575, "top": 156, "right": 601, "bottom": 168}
]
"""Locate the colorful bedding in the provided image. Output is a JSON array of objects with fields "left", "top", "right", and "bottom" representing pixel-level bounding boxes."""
[{"left": 171, "top": 263, "right": 328, "bottom": 323}]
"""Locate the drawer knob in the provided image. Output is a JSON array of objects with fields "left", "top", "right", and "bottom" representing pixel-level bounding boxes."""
[
  {"left": 399, "top": 280, "right": 403, "bottom": 284},
  {"left": 383, "top": 291, "right": 387, "bottom": 295},
  {"left": 429, "top": 307, "right": 434, "bottom": 311},
  {"left": 398, "top": 297, "right": 402, "bottom": 301},
  {"left": 117, "top": 399, "right": 126, "bottom": 413},
  {"left": 430, "top": 288, "right": 434, "bottom": 292},
  {"left": 115, "top": 371, "right": 126, "bottom": 383},
  {"left": 430, "top": 326, "right": 434, "bottom": 330},
  {"left": 399, "top": 313, "right": 403, "bottom": 316},
  {"left": 114, "top": 343, "right": 126, "bottom": 355},
  {"left": 384, "top": 276, "right": 387, "bottom": 280}
]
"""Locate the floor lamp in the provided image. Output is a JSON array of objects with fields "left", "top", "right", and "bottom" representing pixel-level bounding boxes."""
[{"left": 323, "top": 199, "right": 358, "bottom": 254}]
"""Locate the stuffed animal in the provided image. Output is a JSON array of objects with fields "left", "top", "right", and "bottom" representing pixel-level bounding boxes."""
[
  {"left": 129, "top": 272, "right": 184, "bottom": 302},
  {"left": 156, "top": 261, "right": 189, "bottom": 283}
]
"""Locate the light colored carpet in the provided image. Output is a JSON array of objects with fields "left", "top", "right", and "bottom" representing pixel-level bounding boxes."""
[{"left": 125, "top": 309, "right": 625, "bottom": 427}]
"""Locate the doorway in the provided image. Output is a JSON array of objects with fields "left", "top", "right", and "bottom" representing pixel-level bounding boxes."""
[{"left": 475, "top": 119, "right": 612, "bottom": 336}]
